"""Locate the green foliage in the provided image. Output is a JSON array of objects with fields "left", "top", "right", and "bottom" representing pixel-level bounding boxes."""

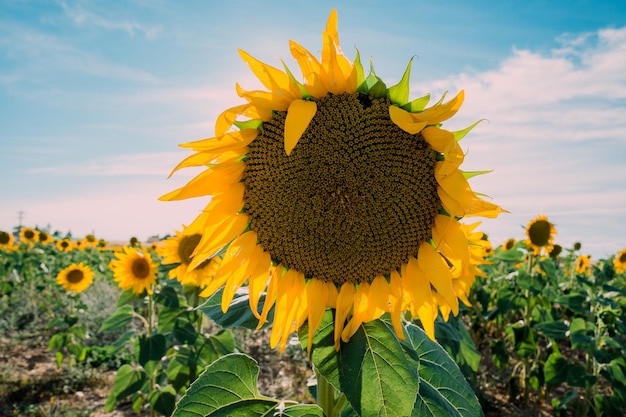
[{"left": 470, "top": 242, "right": 626, "bottom": 416}]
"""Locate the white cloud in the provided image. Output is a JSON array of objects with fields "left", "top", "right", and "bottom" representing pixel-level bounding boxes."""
[{"left": 422, "top": 26, "right": 626, "bottom": 258}]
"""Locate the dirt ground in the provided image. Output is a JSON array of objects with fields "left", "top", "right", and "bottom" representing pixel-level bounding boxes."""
[{"left": 0, "top": 331, "right": 555, "bottom": 417}]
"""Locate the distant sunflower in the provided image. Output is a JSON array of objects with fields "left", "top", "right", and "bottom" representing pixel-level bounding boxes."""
[
  {"left": 162, "top": 10, "right": 503, "bottom": 352},
  {"left": 549, "top": 244, "right": 562, "bottom": 258},
  {"left": 613, "top": 249, "right": 626, "bottom": 274},
  {"left": 82, "top": 234, "right": 98, "bottom": 248},
  {"left": 57, "top": 262, "right": 94, "bottom": 294},
  {"left": 502, "top": 238, "right": 516, "bottom": 251},
  {"left": 56, "top": 238, "right": 73, "bottom": 252},
  {"left": 97, "top": 239, "right": 108, "bottom": 251},
  {"left": 575, "top": 255, "right": 591, "bottom": 275},
  {"left": 37, "top": 231, "right": 51, "bottom": 245},
  {"left": 0, "top": 230, "right": 14, "bottom": 249},
  {"left": 110, "top": 246, "right": 158, "bottom": 295},
  {"left": 159, "top": 229, "right": 221, "bottom": 288},
  {"left": 525, "top": 215, "right": 557, "bottom": 256},
  {"left": 19, "top": 227, "right": 37, "bottom": 244}
]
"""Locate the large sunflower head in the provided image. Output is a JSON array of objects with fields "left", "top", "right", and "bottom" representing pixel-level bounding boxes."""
[
  {"left": 525, "top": 214, "right": 557, "bottom": 256},
  {"left": 162, "top": 9, "right": 503, "bottom": 352},
  {"left": 613, "top": 248, "right": 626, "bottom": 274},
  {"left": 110, "top": 246, "right": 158, "bottom": 295},
  {"left": 57, "top": 262, "right": 94, "bottom": 294},
  {"left": 0, "top": 230, "right": 14, "bottom": 249},
  {"left": 159, "top": 228, "right": 221, "bottom": 288}
]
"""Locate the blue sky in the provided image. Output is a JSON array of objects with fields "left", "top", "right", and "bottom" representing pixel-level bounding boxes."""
[{"left": 1, "top": 1, "right": 625, "bottom": 260}]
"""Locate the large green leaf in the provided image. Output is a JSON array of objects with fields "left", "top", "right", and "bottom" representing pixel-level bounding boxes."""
[
  {"left": 172, "top": 353, "right": 323, "bottom": 417},
  {"left": 105, "top": 364, "right": 147, "bottom": 412},
  {"left": 198, "top": 287, "right": 272, "bottom": 329},
  {"left": 99, "top": 305, "right": 134, "bottom": 333},
  {"left": 404, "top": 324, "right": 483, "bottom": 417},
  {"left": 300, "top": 311, "right": 482, "bottom": 417}
]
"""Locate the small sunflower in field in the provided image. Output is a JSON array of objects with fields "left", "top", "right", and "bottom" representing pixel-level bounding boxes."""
[
  {"left": 575, "top": 254, "right": 591, "bottom": 275},
  {"left": 96, "top": 239, "right": 108, "bottom": 251},
  {"left": 613, "top": 248, "right": 626, "bottom": 274},
  {"left": 549, "top": 244, "right": 562, "bottom": 258},
  {"left": 159, "top": 228, "right": 221, "bottom": 288},
  {"left": 56, "top": 238, "right": 73, "bottom": 252},
  {"left": 19, "top": 227, "right": 37, "bottom": 244},
  {"left": 110, "top": 246, "right": 158, "bottom": 295},
  {"left": 57, "top": 262, "right": 94, "bottom": 294},
  {"left": 37, "top": 231, "right": 52, "bottom": 245},
  {"left": 162, "top": 9, "right": 503, "bottom": 351},
  {"left": 525, "top": 215, "right": 557, "bottom": 256},
  {"left": 82, "top": 234, "right": 98, "bottom": 248},
  {"left": 502, "top": 238, "right": 516, "bottom": 251},
  {"left": 0, "top": 230, "right": 14, "bottom": 249}
]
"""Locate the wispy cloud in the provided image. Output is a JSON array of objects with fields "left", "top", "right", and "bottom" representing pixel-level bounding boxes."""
[
  {"left": 0, "top": 21, "right": 159, "bottom": 92},
  {"left": 61, "top": 1, "right": 160, "bottom": 39},
  {"left": 26, "top": 151, "right": 193, "bottom": 177}
]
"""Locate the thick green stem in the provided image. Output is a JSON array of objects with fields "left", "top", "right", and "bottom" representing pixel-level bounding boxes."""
[{"left": 315, "top": 368, "right": 345, "bottom": 417}]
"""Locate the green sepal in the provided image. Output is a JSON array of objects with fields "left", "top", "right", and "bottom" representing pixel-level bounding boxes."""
[
  {"left": 387, "top": 56, "right": 414, "bottom": 106},
  {"left": 358, "top": 59, "right": 387, "bottom": 98},
  {"left": 353, "top": 48, "right": 366, "bottom": 90},
  {"left": 233, "top": 119, "right": 262, "bottom": 130},
  {"left": 433, "top": 91, "right": 448, "bottom": 106},
  {"left": 402, "top": 93, "right": 431, "bottom": 112},
  {"left": 462, "top": 170, "right": 493, "bottom": 180},
  {"left": 453, "top": 119, "right": 485, "bottom": 141},
  {"left": 282, "top": 60, "right": 311, "bottom": 99}
]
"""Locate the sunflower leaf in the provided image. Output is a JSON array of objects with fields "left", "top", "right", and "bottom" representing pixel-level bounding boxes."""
[
  {"left": 171, "top": 353, "right": 281, "bottom": 417},
  {"left": 300, "top": 312, "right": 482, "bottom": 417},
  {"left": 198, "top": 287, "right": 273, "bottom": 329}
]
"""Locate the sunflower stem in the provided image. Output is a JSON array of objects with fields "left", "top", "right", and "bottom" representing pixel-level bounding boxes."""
[
  {"left": 147, "top": 292, "right": 156, "bottom": 417},
  {"left": 315, "top": 367, "right": 344, "bottom": 417}
]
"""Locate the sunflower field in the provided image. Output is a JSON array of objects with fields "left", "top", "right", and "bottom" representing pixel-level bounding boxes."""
[
  {"left": 2, "top": 8, "right": 626, "bottom": 417},
  {"left": 1, "top": 220, "right": 625, "bottom": 417}
]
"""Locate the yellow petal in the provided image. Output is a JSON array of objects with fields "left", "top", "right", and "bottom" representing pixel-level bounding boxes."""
[
  {"left": 256, "top": 264, "right": 281, "bottom": 329},
  {"left": 388, "top": 105, "right": 428, "bottom": 134},
  {"left": 334, "top": 283, "right": 355, "bottom": 350},
  {"left": 306, "top": 279, "right": 329, "bottom": 353},
  {"left": 418, "top": 243, "right": 459, "bottom": 316},
  {"left": 238, "top": 49, "right": 300, "bottom": 99},
  {"left": 284, "top": 99, "right": 317, "bottom": 155},
  {"left": 421, "top": 90, "right": 465, "bottom": 125},
  {"left": 180, "top": 129, "right": 258, "bottom": 151}
]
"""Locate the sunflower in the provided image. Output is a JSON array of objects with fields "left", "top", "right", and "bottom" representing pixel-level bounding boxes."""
[
  {"left": 56, "top": 262, "right": 94, "bottom": 294},
  {"left": 82, "top": 234, "right": 98, "bottom": 248},
  {"left": 19, "top": 227, "right": 37, "bottom": 244},
  {"left": 162, "top": 10, "right": 503, "bottom": 352},
  {"left": 0, "top": 230, "right": 14, "bottom": 249},
  {"left": 37, "top": 231, "right": 52, "bottom": 245},
  {"left": 110, "top": 246, "right": 158, "bottom": 295},
  {"left": 613, "top": 248, "right": 626, "bottom": 274},
  {"left": 549, "top": 244, "right": 562, "bottom": 258},
  {"left": 159, "top": 229, "right": 221, "bottom": 288},
  {"left": 56, "top": 238, "right": 74, "bottom": 252},
  {"left": 502, "top": 238, "right": 516, "bottom": 251},
  {"left": 575, "top": 255, "right": 591, "bottom": 275},
  {"left": 525, "top": 215, "right": 557, "bottom": 256}
]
